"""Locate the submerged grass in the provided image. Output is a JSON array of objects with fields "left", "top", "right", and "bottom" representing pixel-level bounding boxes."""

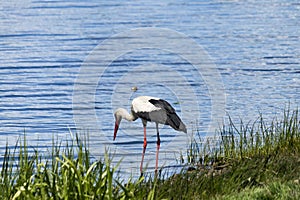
[{"left": 0, "top": 109, "right": 299, "bottom": 199}]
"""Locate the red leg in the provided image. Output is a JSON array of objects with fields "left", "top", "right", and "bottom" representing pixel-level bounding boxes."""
[
  {"left": 140, "top": 125, "right": 147, "bottom": 174},
  {"left": 155, "top": 123, "right": 160, "bottom": 175}
]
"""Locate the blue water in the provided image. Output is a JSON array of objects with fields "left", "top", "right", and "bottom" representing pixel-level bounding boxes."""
[{"left": 1, "top": 0, "right": 299, "bottom": 176}]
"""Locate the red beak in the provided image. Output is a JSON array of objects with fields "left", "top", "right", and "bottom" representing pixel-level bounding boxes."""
[{"left": 113, "top": 122, "right": 119, "bottom": 140}]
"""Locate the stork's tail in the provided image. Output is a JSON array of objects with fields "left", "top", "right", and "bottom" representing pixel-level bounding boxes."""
[{"left": 167, "top": 113, "right": 187, "bottom": 133}]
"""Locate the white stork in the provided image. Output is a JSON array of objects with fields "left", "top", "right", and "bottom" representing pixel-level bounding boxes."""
[{"left": 113, "top": 96, "right": 187, "bottom": 174}]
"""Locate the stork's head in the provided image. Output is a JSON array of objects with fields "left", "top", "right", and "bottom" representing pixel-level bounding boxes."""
[{"left": 113, "top": 108, "right": 123, "bottom": 140}]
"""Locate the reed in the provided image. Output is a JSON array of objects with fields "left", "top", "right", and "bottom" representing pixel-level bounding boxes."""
[
  {"left": 0, "top": 109, "right": 299, "bottom": 199},
  {"left": 0, "top": 133, "right": 152, "bottom": 199}
]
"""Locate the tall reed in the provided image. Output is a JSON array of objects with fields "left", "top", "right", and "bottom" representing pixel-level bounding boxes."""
[
  {"left": 0, "top": 109, "right": 299, "bottom": 199},
  {"left": 0, "top": 133, "right": 152, "bottom": 199}
]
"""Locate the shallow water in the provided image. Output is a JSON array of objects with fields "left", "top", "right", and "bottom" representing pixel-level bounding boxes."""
[{"left": 0, "top": 0, "right": 299, "bottom": 176}]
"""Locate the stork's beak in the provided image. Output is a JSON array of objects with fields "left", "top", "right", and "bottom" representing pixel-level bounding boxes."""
[{"left": 113, "top": 122, "right": 119, "bottom": 140}]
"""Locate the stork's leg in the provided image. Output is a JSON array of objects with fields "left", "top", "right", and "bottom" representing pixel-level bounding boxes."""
[
  {"left": 155, "top": 123, "right": 161, "bottom": 175},
  {"left": 140, "top": 124, "right": 147, "bottom": 174}
]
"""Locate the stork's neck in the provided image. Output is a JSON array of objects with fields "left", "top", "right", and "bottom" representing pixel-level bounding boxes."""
[{"left": 115, "top": 108, "right": 136, "bottom": 121}]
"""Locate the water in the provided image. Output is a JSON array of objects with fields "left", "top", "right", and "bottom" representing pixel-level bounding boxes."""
[{"left": 1, "top": 0, "right": 299, "bottom": 176}]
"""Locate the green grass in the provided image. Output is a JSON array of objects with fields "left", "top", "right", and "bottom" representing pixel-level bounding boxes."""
[
  {"left": 136, "top": 109, "right": 300, "bottom": 199},
  {"left": 220, "top": 180, "right": 300, "bottom": 200},
  {"left": 0, "top": 135, "right": 153, "bottom": 199},
  {"left": 0, "top": 109, "right": 299, "bottom": 199}
]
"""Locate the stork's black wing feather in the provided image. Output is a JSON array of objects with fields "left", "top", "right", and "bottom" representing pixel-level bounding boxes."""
[
  {"left": 149, "top": 98, "right": 187, "bottom": 132},
  {"left": 148, "top": 99, "right": 175, "bottom": 113}
]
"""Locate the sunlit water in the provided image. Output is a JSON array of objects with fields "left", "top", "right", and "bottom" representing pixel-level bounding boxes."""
[{"left": 1, "top": 0, "right": 299, "bottom": 178}]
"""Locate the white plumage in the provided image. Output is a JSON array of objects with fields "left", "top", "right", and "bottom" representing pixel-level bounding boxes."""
[{"left": 132, "top": 96, "right": 161, "bottom": 113}]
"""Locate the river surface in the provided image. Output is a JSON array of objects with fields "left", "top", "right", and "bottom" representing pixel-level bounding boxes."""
[{"left": 0, "top": 0, "right": 299, "bottom": 177}]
